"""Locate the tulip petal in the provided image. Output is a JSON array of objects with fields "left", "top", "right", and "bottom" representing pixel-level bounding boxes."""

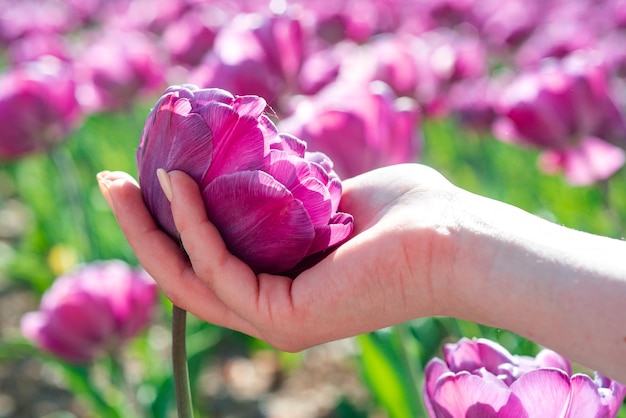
[
  {"left": 138, "top": 95, "right": 214, "bottom": 237},
  {"left": 266, "top": 153, "right": 332, "bottom": 226},
  {"left": 431, "top": 371, "right": 524, "bottom": 418},
  {"left": 423, "top": 358, "right": 452, "bottom": 417},
  {"left": 190, "top": 87, "right": 234, "bottom": 107},
  {"left": 233, "top": 94, "right": 268, "bottom": 118},
  {"left": 199, "top": 102, "right": 267, "bottom": 185},
  {"left": 307, "top": 212, "right": 354, "bottom": 256},
  {"left": 594, "top": 373, "right": 626, "bottom": 417},
  {"left": 276, "top": 133, "right": 307, "bottom": 156},
  {"left": 444, "top": 337, "right": 517, "bottom": 375},
  {"left": 566, "top": 374, "right": 607, "bottom": 418},
  {"left": 534, "top": 349, "right": 572, "bottom": 375},
  {"left": 203, "top": 171, "right": 315, "bottom": 274},
  {"left": 510, "top": 368, "right": 571, "bottom": 418}
]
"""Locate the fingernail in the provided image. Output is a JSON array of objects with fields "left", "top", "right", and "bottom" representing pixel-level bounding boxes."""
[
  {"left": 96, "top": 171, "right": 114, "bottom": 210},
  {"left": 157, "top": 168, "right": 172, "bottom": 202}
]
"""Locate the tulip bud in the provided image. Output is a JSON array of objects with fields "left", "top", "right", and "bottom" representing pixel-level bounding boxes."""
[
  {"left": 21, "top": 260, "right": 158, "bottom": 363},
  {"left": 137, "top": 85, "right": 354, "bottom": 275}
]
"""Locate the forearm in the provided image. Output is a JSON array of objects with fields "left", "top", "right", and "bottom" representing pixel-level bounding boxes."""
[{"left": 448, "top": 190, "right": 626, "bottom": 382}]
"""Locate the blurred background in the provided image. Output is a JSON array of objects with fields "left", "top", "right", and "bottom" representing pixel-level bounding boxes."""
[{"left": 1, "top": 0, "right": 625, "bottom": 416}]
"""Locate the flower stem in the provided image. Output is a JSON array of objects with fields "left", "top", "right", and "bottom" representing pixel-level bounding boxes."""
[{"left": 172, "top": 304, "right": 194, "bottom": 418}]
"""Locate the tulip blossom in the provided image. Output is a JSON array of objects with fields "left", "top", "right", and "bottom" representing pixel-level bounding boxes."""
[
  {"left": 424, "top": 337, "right": 626, "bottom": 418},
  {"left": 137, "top": 85, "right": 353, "bottom": 275},
  {"left": 0, "top": 57, "right": 81, "bottom": 160},
  {"left": 493, "top": 52, "right": 626, "bottom": 185},
  {"left": 21, "top": 260, "right": 158, "bottom": 364},
  {"left": 280, "top": 81, "right": 421, "bottom": 179},
  {"left": 189, "top": 13, "right": 305, "bottom": 113}
]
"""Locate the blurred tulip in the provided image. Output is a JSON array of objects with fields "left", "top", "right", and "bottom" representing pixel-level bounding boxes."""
[
  {"left": 298, "top": 0, "right": 382, "bottom": 44},
  {"left": 493, "top": 52, "right": 626, "bottom": 185},
  {"left": 0, "top": 0, "right": 82, "bottom": 46},
  {"left": 280, "top": 81, "right": 421, "bottom": 179},
  {"left": 472, "top": 0, "right": 542, "bottom": 52},
  {"left": 410, "top": 28, "right": 488, "bottom": 117},
  {"left": 6, "top": 32, "right": 71, "bottom": 65},
  {"left": 337, "top": 34, "right": 419, "bottom": 98},
  {"left": 74, "top": 30, "right": 167, "bottom": 113},
  {"left": 21, "top": 260, "right": 158, "bottom": 364},
  {"left": 189, "top": 13, "right": 305, "bottom": 113},
  {"left": 161, "top": 8, "right": 221, "bottom": 68},
  {"left": 424, "top": 337, "right": 626, "bottom": 418},
  {"left": 0, "top": 57, "right": 81, "bottom": 160},
  {"left": 137, "top": 85, "right": 353, "bottom": 275}
]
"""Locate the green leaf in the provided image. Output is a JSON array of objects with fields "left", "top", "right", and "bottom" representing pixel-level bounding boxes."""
[{"left": 356, "top": 331, "right": 420, "bottom": 418}]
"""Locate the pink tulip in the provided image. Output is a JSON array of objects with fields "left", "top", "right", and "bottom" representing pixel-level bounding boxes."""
[
  {"left": 493, "top": 52, "right": 626, "bottom": 185},
  {"left": 137, "top": 85, "right": 353, "bottom": 275},
  {"left": 21, "top": 260, "right": 158, "bottom": 364},
  {"left": 280, "top": 81, "right": 421, "bottom": 178},
  {"left": 424, "top": 338, "right": 626, "bottom": 418},
  {"left": 189, "top": 13, "right": 305, "bottom": 113},
  {"left": 161, "top": 9, "right": 220, "bottom": 68},
  {"left": 0, "top": 58, "right": 81, "bottom": 160}
]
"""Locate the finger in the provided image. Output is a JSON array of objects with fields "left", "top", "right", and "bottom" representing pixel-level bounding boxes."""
[
  {"left": 98, "top": 171, "right": 258, "bottom": 336},
  {"left": 167, "top": 170, "right": 297, "bottom": 326}
]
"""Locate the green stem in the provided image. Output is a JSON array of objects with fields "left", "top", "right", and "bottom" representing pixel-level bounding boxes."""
[{"left": 172, "top": 304, "right": 194, "bottom": 418}]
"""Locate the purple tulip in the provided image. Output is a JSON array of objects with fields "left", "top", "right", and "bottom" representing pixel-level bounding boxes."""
[
  {"left": 137, "top": 84, "right": 354, "bottom": 275},
  {"left": 21, "top": 260, "right": 158, "bottom": 364},
  {"left": 0, "top": 58, "right": 81, "bottom": 160},
  {"left": 279, "top": 81, "right": 421, "bottom": 179},
  {"left": 493, "top": 52, "right": 626, "bottom": 185},
  {"left": 161, "top": 9, "right": 220, "bottom": 68},
  {"left": 424, "top": 337, "right": 626, "bottom": 418},
  {"left": 188, "top": 13, "right": 305, "bottom": 113}
]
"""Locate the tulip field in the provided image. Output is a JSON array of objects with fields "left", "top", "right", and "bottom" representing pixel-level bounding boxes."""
[{"left": 1, "top": 0, "right": 626, "bottom": 417}]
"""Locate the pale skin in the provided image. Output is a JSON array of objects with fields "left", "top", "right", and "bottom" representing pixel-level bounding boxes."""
[{"left": 97, "top": 164, "right": 626, "bottom": 383}]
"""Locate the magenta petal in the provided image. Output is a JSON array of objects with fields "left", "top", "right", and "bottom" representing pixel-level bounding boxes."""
[
  {"left": 552, "top": 137, "right": 624, "bottom": 185},
  {"left": 190, "top": 87, "right": 234, "bottom": 107},
  {"left": 445, "top": 338, "right": 516, "bottom": 375},
  {"left": 431, "top": 371, "right": 523, "bottom": 418},
  {"left": 534, "top": 349, "right": 572, "bottom": 375},
  {"left": 307, "top": 212, "right": 354, "bottom": 256},
  {"left": 200, "top": 103, "right": 267, "bottom": 184},
  {"left": 203, "top": 171, "right": 315, "bottom": 274},
  {"left": 510, "top": 368, "right": 571, "bottom": 417},
  {"left": 292, "top": 178, "right": 332, "bottom": 226},
  {"left": 327, "top": 177, "right": 342, "bottom": 214},
  {"left": 423, "top": 358, "right": 452, "bottom": 417},
  {"left": 266, "top": 152, "right": 333, "bottom": 226},
  {"left": 594, "top": 373, "right": 626, "bottom": 417},
  {"left": 233, "top": 94, "right": 268, "bottom": 118},
  {"left": 567, "top": 374, "right": 607, "bottom": 418},
  {"left": 276, "top": 133, "right": 307, "bottom": 156}
]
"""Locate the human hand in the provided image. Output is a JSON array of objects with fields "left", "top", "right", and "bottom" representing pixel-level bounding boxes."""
[{"left": 97, "top": 164, "right": 463, "bottom": 351}]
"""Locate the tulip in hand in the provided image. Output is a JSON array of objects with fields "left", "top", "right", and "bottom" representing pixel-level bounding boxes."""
[{"left": 137, "top": 85, "right": 354, "bottom": 275}]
